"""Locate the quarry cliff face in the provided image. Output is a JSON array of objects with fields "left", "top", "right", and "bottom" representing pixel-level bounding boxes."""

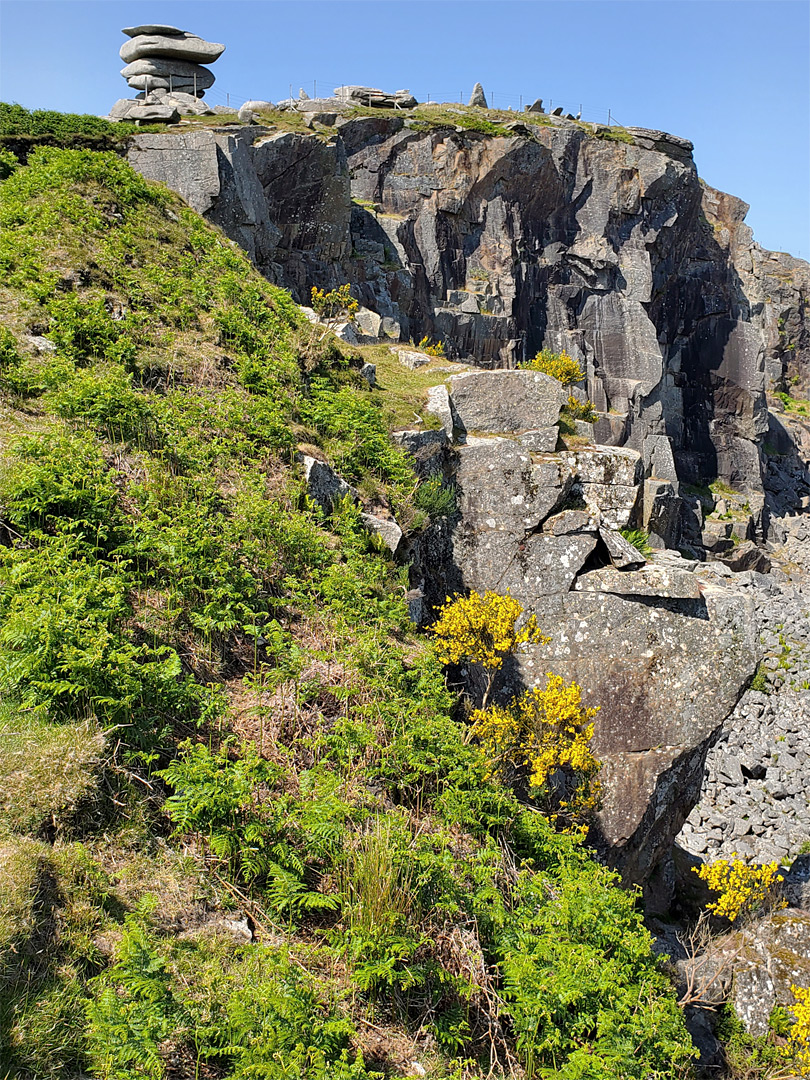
[
  {"left": 127, "top": 113, "right": 810, "bottom": 885},
  {"left": 128, "top": 115, "right": 809, "bottom": 504}
]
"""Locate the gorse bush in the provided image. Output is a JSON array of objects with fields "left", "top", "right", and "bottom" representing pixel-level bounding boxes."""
[
  {"left": 787, "top": 984, "right": 810, "bottom": 1076},
  {"left": 0, "top": 101, "right": 161, "bottom": 139},
  {"left": 431, "top": 590, "right": 547, "bottom": 706},
  {"left": 564, "top": 393, "right": 599, "bottom": 422},
  {"left": 693, "top": 858, "right": 785, "bottom": 922},
  {"left": 472, "top": 674, "right": 602, "bottom": 828},
  {"left": 522, "top": 347, "right": 584, "bottom": 385}
]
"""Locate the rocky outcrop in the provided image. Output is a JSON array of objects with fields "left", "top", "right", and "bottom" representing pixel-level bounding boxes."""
[
  {"left": 403, "top": 372, "right": 760, "bottom": 884},
  {"left": 111, "top": 24, "right": 223, "bottom": 121},
  {"left": 126, "top": 114, "right": 809, "bottom": 514},
  {"left": 731, "top": 909, "right": 810, "bottom": 1036}
]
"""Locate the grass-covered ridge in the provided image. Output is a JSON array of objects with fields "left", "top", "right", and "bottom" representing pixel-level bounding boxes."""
[{"left": 0, "top": 145, "right": 693, "bottom": 1078}]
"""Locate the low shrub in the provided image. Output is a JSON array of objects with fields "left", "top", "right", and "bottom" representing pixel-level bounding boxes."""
[{"left": 522, "top": 347, "right": 584, "bottom": 385}]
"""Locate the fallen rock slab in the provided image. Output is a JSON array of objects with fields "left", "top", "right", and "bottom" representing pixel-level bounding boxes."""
[
  {"left": 573, "top": 564, "right": 702, "bottom": 599},
  {"left": 720, "top": 541, "right": 772, "bottom": 574},
  {"left": 600, "top": 526, "right": 647, "bottom": 569},
  {"left": 449, "top": 369, "right": 565, "bottom": 436}
]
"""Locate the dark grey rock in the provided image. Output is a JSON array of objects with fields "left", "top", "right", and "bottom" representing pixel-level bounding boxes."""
[
  {"left": 720, "top": 541, "right": 772, "bottom": 574},
  {"left": 360, "top": 362, "right": 376, "bottom": 387}
]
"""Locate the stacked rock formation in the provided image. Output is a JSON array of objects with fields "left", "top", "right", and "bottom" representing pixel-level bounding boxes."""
[{"left": 109, "top": 24, "right": 224, "bottom": 123}]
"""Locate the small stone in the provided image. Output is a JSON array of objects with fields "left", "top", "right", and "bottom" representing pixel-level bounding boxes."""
[
  {"left": 391, "top": 346, "right": 432, "bottom": 370},
  {"left": 361, "top": 512, "right": 402, "bottom": 554},
  {"left": 360, "top": 363, "right": 376, "bottom": 387},
  {"left": 599, "top": 526, "right": 646, "bottom": 570}
]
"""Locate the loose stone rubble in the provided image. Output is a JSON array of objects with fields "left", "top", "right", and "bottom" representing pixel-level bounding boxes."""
[{"left": 677, "top": 563, "right": 810, "bottom": 864}]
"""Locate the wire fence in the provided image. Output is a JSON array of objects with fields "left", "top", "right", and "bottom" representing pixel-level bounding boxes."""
[{"left": 199, "top": 79, "right": 624, "bottom": 127}]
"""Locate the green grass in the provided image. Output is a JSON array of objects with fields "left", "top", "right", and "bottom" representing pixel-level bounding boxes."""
[
  {"left": 355, "top": 342, "right": 467, "bottom": 429},
  {"left": 407, "top": 103, "right": 520, "bottom": 137},
  {"left": 777, "top": 390, "right": 810, "bottom": 416},
  {"left": 594, "top": 125, "right": 635, "bottom": 144}
]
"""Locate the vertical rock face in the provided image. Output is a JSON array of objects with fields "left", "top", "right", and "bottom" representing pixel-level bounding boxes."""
[
  {"left": 402, "top": 371, "right": 760, "bottom": 883},
  {"left": 127, "top": 116, "right": 808, "bottom": 503}
]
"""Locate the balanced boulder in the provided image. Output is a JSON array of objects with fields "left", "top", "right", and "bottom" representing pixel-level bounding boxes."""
[
  {"left": 335, "top": 85, "right": 417, "bottom": 109},
  {"left": 121, "top": 58, "right": 215, "bottom": 93},
  {"left": 120, "top": 32, "right": 225, "bottom": 66},
  {"left": 113, "top": 25, "right": 225, "bottom": 122}
]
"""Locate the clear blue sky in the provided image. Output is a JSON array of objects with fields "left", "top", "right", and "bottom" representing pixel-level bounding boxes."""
[{"left": 1, "top": 0, "right": 808, "bottom": 258}]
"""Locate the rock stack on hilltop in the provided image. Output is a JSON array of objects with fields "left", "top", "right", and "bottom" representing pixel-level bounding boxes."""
[{"left": 109, "top": 24, "right": 225, "bottom": 123}]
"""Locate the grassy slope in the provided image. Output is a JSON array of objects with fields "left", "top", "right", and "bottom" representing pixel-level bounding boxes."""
[{"left": 0, "top": 143, "right": 694, "bottom": 1080}]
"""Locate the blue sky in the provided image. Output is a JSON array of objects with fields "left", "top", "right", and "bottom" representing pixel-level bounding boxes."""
[{"left": 1, "top": 0, "right": 808, "bottom": 258}]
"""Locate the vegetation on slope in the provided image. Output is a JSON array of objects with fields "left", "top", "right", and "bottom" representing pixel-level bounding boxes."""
[{"left": 0, "top": 144, "right": 694, "bottom": 1078}]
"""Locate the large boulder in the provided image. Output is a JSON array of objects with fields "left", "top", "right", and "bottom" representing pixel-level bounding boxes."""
[
  {"left": 109, "top": 100, "right": 180, "bottom": 123},
  {"left": 120, "top": 33, "right": 225, "bottom": 65},
  {"left": 518, "top": 577, "right": 759, "bottom": 883},
  {"left": 335, "top": 86, "right": 416, "bottom": 109},
  {"left": 122, "top": 59, "right": 215, "bottom": 93},
  {"left": 418, "top": 411, "right": 757, "bottom": 884},
  {"left": 448, "top": 370, "right": 565, "bottom": 438}
]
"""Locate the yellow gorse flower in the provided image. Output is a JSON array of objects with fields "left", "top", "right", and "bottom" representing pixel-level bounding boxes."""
[
  {"left": 430, "top": 590, "right": 548, "bottom": 678},
  {"left": 523, "top": 348, "right": 584, "bottom": 386},
  {"left": 472, "top": 673, "right": 601, "bottom": 828},
  {"left": 310, "top": 284, "right": 358, "bottom": 321},
  {"left": 693, "top": 857, "right": 785, "bottom": 923},
  {"left": 786, "top": 984, "right": 810, "bottom": 1075}
]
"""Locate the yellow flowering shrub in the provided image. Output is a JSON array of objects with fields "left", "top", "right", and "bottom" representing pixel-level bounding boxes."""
[
  {"left": 693, "top": 857, "right": 785, "bottom": 923},
  {"left": 786, "top": 984, "right": 810, "bottom": 1076},
  {"left": 417, "top": 335, "right": 446, "bottom": 357},
  {"left": 310, "top": 284, "right": 358, "bottom": 322},
  {"left": 431, "top": 591, "right": 548, "bottom": 707},
  {"left": 472, "top": 673, "right": 601, "bottom": 827},
  {"left": 565, "top": 394, "right": 599, "bottom": 423},
  {"left": 523, "top": 348, "right": 584, "bottom": 386}
]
